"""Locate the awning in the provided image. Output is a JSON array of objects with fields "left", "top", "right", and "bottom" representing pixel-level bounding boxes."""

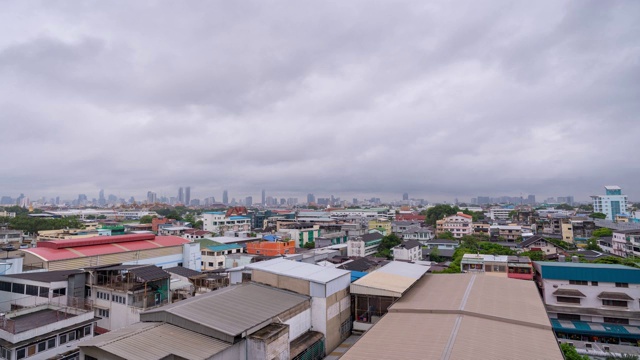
[
  {"left": 552, "top": 288, "right": 586, "bottom": 298},
  {"left": 597, "top": 292, "right": 633, "bottom": 301},
  {"left": 170, "top": 279, "right": 193, "bottom": 290},
  {"left": 508, "top": 263, "right": 532, "bottom": 268}
]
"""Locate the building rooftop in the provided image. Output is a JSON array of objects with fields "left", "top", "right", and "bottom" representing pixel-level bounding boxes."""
[
  {"left": 164, "top": 266, "right": 201, "bottom": 278},
  {"left": 207, "top": 243, "right": 244, "bottom": 252},
  {"left": 245, "top": 257, "right": 350, "bottom": 284},
  {"left": 141, "top": 283, "right": 309, "bottom": 339},
  {"left": 342, "top": 274, "right": 562, "bottom": 360},
  {"left": 22, "top": 235, "right": 190, "bottom": 262},
  {"left": 10, "top": 309, "right": 77, "bottom": 333},
  {"left": 350, "top": 261, "right": 429, "bottom": 298},
  {"left": 1, "top": 269, "right": 83, "bottom": 283},
  {"left": 533, "top": 261, "right": 640, "bottom": 284},
  {"left": 78, "top": 322, "right": 232, "bottom": 360}
]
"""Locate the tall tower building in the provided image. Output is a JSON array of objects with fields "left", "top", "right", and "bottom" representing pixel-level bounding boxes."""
[
  {"left": 178, "top": 187, "right": 184, "bottom": 203},
  {"left": 185, "top": 186, "right": 191, "bottom": 205},
  {"left": 307, "top": 193, "right": 315, "bottom": 204},
  {"left": 261, "top": 189, "right": 266, "bottom": 206},
  {"left": 98, "top": 189, "right": 105, "bottom": 206},
  {"left": 403, "top": 192, "right": 409, "bottom": 201},
  {"left": 223, "top": 190, "right": 229, "bottom": 205},
  {"left": 245, "top": 196, "right": 253, "bottom": 206}
]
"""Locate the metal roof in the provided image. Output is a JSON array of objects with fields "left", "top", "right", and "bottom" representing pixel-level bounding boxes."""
[
  {"left": 350, "top": 262, "right": 429, "bottom": 297},
  {"left": 164, "top": 266, "right": 201, "bottom": 278},
  {"left": 245, "top": 258, "right": 350, "bottom": 284},
  {"left": 534, "top": 261, "right": 640, "bottom": 283},
  {"left": 141, "top": 283, "right": 309, "bottom": 338},
  {"left": 1, "top": 269, "right": 83, "bottom": 283},
  {"left": 342, "top": 274, "right": 562, "bottom": 360},
  {"left": 78, "top": 322, "right": 232, "bottom": 360}
]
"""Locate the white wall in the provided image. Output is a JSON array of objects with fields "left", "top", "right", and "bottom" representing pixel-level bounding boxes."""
[
  {"left": 285, "top": 308, "right": 312, "bottom": 341},
  {"left": 543, "top": 278, "right": 640, "bottom": 312}
]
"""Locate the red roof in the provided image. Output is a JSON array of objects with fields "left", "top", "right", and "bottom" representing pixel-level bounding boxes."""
[
  {"left": 23, "top": 235, "right": 190, "bottom": 262},
  {"left": 396, "top": 214, "right": 426, "bottom": 221}
]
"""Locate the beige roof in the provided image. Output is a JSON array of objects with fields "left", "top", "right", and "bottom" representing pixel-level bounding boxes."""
[
  {"left": 342, "top": 274, "right": 563, "bottom": 360},
  {"left": 350, "top": 272, "right": 418, "bottom": 297},
  {"left": 78, "top": 322, "right": 232, "bottom": 360}
]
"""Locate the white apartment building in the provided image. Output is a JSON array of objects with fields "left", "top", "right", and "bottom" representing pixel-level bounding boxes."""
[
  {"left": 436, "top": 212, "right": 473, "bottom": 238},
  {"left": 611, "top": 230, "right": 640, "bottom": 258},
  {"left": 591, "top": 185, "right": 629, "bottom": 221},
  {"left": 202, "top": 212, "right": 252, "bottom": 234},
  {"left": 347, "top": 233, "right": 384, "bottom": 257},
  {"left": 392, "top": 240, "right": 422, "bottom": 262},
  {"left": 488, "top": 208, "right": 512, "bottom": 220}
]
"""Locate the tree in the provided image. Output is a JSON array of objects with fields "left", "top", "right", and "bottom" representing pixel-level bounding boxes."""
[
  {"left": 183, "top": 213, "right": 196, "bottom": 224},
  {"left": 429, "top": 247, "right": 442, "bottom": 262},
  {"left": 560, "top": 343, "right": 589, "bottom": 360},
  {"left": 97, "top": 215, "right": 107, "bottom": 219},
  {"left": 589, "top": 212, "right": 607, "bottom": 219},
  {"left": 375, "top": 234, "right": 403, "bottom": 259},
  {"left": 586, "top": 238, "right": 603, "bottom": 252},
  {"left": 425, "top": 205, "right": 458, "bottom": 226},
  {"left": 193, "top": 220, "right": 203, "bottom": 230},
  {"left": 85, "top": 215, "right": 96, "bottom": 220},
  {"left": 578, "top": 204, "right": 594, "bottom": 212},
  {"left": 303, "top": 241, "right": 316, "bottom": 249},
  {"left": 439, "top": 231, "right": 455, "bottom": 240},
  {"left": 520, "top": 250, "right": 545, "bottom": 261},
  {"left": 139, "top": 215, "right": 155, "bottom": 224},
  {"left": 592, "top": 228, "right": 613, "bottom": 237},
  {"left": 556, "top": 203, "right": 574, "bottom": 210}
]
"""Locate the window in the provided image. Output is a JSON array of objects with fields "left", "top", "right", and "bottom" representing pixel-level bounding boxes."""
[
  {"left": 569, "top": 280, "right": 588, "bottom": 286},
  {"left": 47, "top": 337, "right": 56, "bottom": 349},
  {"left": 84, "top": 325, "right": 92, "bottom": 336},
  {"left": 59, "top": 333, "right": 67, "bottom": 345},
  {"left": 12, "top": 283, "right": 25, "bottom": 294},
  {"left": 615, "top": 282, "right": 629, "bottom": 288},
  {"left": 37, "top": 341, "right": 46, "bottom": 352},
  {"left": 0, "top": 281, "right": 11, "bottom": 292},
  {"left": 177, "top": 262, "right": 183, "bottom": 267},
  {"left": 26, "top": 285, "right": 39, "bottom": 296},
  {"left": 604, "top": 317, "right": 629, "bottom": 324},
  {"left": 39, "top": 286, "right": 49, "bottom": 298},
  {"left": 557, "top": 297, "right": 581, "bottom": 304},
  {"left": 97, "top": 309, "right": 110, "bottom": 318},
  {"left": 52, "top": 288, "right": 66, "bottom": 297},
  {"left": 591, "top": 281, "right": 598, "bottom": 286},
  {"left": 68, "top": 331, "right": 76, "bottom": 341},
  {"left": 602, "top": 299, "right": 627, "bottom": 307},
  {"left": 17, "top": 348, "right": 25, "bottom": 360},
  {"left": 97, "top": 291, "right": 109, "bottom": 300},
  {"left": 111, "top": 294, "right": 125, "bottom": 304},
  {"left": 557, "top": 313, "right": 581, "bottom": 321}
]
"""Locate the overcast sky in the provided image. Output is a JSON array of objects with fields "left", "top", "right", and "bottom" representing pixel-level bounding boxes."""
[{"left": 1, "top": 1, "right": 639, "bottom": 203}]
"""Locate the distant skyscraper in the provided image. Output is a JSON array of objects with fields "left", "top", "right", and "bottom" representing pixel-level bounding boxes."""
[
  {"left": 223, "top": 190, "right": 229, "bottom": 205},
  {"left": 403, "top": 193, "right": 409, "bottom": 201},
  {"left": 527, "top": 195, "right": 536, "bottom": 205},
  {"left": 147, "top": 191, "right": 157, "bottom": 204},
  {"left": 307, "top": 193, "right": 315, "bottom": 204},
  {"left": 178, "top": 187, "right": 184, "bottom": 203},
  {"left": 245, "top": 196, "right": 253, "bottom": 206},
  {"left": 261, "top": 189, "right": 266, "bottom": 205},
  {"left": 185, "top": 186, "right": 191, "bottom": 205},
  {"left": 98, "top": 189, "right": 105, "bottom": 206}
]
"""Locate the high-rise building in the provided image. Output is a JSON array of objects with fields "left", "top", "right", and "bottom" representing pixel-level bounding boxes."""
[
  {"left": 223, "top": 190, "right": 229, "bottom": 205},
  {"left": 261, "top": 189, "right": 266, "bottom": 206},
  {"left": 591, "top": 186, "right": 628, "bottom": 221},
  {"left": 477, "top": 196, "right": 490, "bottom": 205},
  {"left": 147, "top": 191, "right": 157, "bottom": 204},
  {"left": 178, "top": 187, "right": 184, "bottom": 204},
  {"left": 403, "top": 193, "right": 409, "bottom": 201},
  {"left": 185, "top": 186, "right": 191, "bottom": 205},
  {"left": 307, "top": 193, "right": 315, "bottom": 204},
  {"left": 245, "top": 196, "right": 253, "bottom": 206},
  {"left": 98, "top": 189, "right": 105, "bottom": 206},
  {"left": 527, "top": 195, "right": 536, "bottom": 205}
]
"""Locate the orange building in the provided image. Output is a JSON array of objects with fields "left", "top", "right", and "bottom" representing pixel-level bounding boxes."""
[{"left": 246, "top": 240, "right": 296, "bottom": 256}]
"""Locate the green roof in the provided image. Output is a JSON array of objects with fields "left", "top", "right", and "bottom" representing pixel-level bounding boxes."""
[
  {"left": 534, "top": 261, "right": 634, "bottom": 270},
  {"left": 534, "top": 261, "right": 640, "bottom": 283},
  {"left": 195, "top": 238, "right": 222, "bottom": 248}
]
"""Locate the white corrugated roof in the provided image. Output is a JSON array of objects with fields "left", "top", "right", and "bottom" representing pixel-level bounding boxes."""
[
  {"left": 350, "top": 261, "right": 428, "bottom": 297},
  {"left": 375, "top": 261, "right": 430, "bottom": 279},
  {"left": 245, "top": 258, "right": 350, "bottom": 283}
]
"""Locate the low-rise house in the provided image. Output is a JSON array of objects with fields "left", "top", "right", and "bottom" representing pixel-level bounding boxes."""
[
  {"left": 461, "top": 254, "right": 533, "bottom": 280},
  {"left": 489, "top": 224, "right": 522, "bottom": 241},
  {"left": 436, "top": 212, "right": 472, "bottom": 238},
  {"left": 246, "top": 238, "right": 296, "bottom": 256},
  {"left": 202, "top": 244, "right": 244, "bottom": 270},
  {"left": 181, "top": 228, "right": 212, "bottom": 240},
  {"left": 350, "top": 261, "right": 429, "bottom": 332},
  {"left": 0, "top": 230, "right": 23, "bottom": 245},
  {"left": 392, "top": 240, "right": 422, "bottom": 262},
  {"left": 533, "top": 261, "right": 640, "bottom": 354},
  {"left": 278, "top": 223, "right": 320, "bottom": 248},
  {"left": 611, "top": 229, "right": 640, "bottom": 258},
  {"left": 202, "top": 211, "right": 252, "bottom": 235},
  {"left": 422, "top": 238, "right": 459, "bottom": 251},
  {"left": 391, "top": 221, "right": 422, "bottom": 234},
  {"left": 368, "top": 218, "right": 391, "bottom": 235},
  {"left": 518, "top": 235, "right": 563, "bottom": 255},
  {"left": 401, "top": 226, "right": 435, "bottom": 243},
  {"left": 347, "top": 232, "right": 384, "bottom": 257}
]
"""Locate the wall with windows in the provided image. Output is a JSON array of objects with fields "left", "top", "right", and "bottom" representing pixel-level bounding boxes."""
[{"left": 0, "top": 278, "right": 68, "bottom": 312}]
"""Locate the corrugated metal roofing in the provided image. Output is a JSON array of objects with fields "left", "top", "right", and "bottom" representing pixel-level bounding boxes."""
[
  {"left": 141, "top": 283, "right": 309, "bottom": 337},
  {"left": 375, "top": 261, "right": 430, "bottom": 279},
  {"left": 245, "top": 258, "right": 350, "bottom": 284},
  {"left": 21, "top": 236, "right": 190, "bottom": 262},
  {"left": 350, "top": 262, "right": 428, "bottom": 297},
  {"left": 1, "top": 269, "right": 83, "bottom": 283},
  {"left": 164, "top": 266, "right": 201, "bottom": 278},
  {"left": 37, "top": 234, "right": 155, "bottom": 249},
  {"left": 78, "top": 322, "right": 231, "bottom": 360},
  {"left": 342, "top": 274, "right": 563, "bottom": 360},
  {"left": 534, "top": 261, "right": 640, "bottom": 283}
]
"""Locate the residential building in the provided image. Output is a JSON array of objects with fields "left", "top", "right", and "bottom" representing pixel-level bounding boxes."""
[
  {"left": 436, "top": 212, "right": 472, "bottom": 238},
  {"left": 202, "top": 211, "right": 251, "bottom": 235},
  {"left": 489, "top": 224, "right": 522, "bottom": 241},
  {"left": 400, "top": 226, "right": 435, "bottom": 243},
  {"left": 0, "top": 230, "right": 23, "bottom": 244},
  {"left": 472, "top": 221, "right": 491, "bottom": 235},
  {"left": 201, "top": 244, "right": 244, "bottom": 270},
  {"left": 341, "top": 274, "right": 563, "bottom": 360},
  {"left": 367, "top": 218, "right": 391, "bottom": 235},
  {"left": 591, "top": 185, "right": 629, "bottom": 221},
  {"left": 518, "top": 235, "right": 563, "bottom": 255},
  {"left": 391, "top": 221, "right": 422, "bottom": 234},
  {"left": 461, "top": 254, "right": 533, "bottom": 280},
  {"left": 422, "top": 238, "right": 459, "bottom": 251},
  {"left": 315, "top": 230, "right": 348, "bottom": 248},
  {"left": 278, "top": 223, "right": 320, "bottom": 248},
  {"left": 392, "top": 240, "right": 422, "bottom": 262},
  {"left": 350, "top": 261, "right": 429, "bottom": 332},
  {"left": 489, "top": 207, "right": 512, "bottom": 220},
  {"left": 347, "top": 232, "right": 384, "bottom": 257},
  {"left": 245, "top": 258, "right": 352, "bottom": 354},
  {"left": 533, "top": 261, "right": 640, "bottom": 353},
  {"left": 246, "top": 239, "right": 296, "bottom": 256},
  {"left": 20, "top": 234, "right": 201, "bottom": 271},
  {"left": 79, "top": 283, "right": 325, "bottom": 360},
  {"left": 612, "top": 229, "right": 640, "bottom": 258}
]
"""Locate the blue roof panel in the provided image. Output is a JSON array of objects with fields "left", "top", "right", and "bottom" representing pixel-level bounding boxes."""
[{"left": 534, "top": 261, "right": 640, "bottom": 284}]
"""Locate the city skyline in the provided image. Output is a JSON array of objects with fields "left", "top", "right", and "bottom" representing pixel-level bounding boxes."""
[{"left": 1, "top": 2, "right": 639, "bottom": 203}]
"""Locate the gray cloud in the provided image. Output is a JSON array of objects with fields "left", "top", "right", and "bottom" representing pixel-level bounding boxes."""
[{"left": 1, "top": 0, "right": 639, "bottom": 203}]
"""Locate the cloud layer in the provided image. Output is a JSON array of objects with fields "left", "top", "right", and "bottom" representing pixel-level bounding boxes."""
[{"left": 1, "top": 1, "right": 639, "bottom": 203}]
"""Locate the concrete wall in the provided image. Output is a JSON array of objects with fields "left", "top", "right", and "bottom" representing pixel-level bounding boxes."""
[
  {"left": 324, "top": 287, "right": 351, "bottom": 353},
  {"left": 251, "top": 270, "right": 310, "bottom": 296},
  {"left": 247, "top": 324, "right": 289, "bottom": 360},
  {"left": 285, "top": 308, "right": 312, "bottom": 341}
]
